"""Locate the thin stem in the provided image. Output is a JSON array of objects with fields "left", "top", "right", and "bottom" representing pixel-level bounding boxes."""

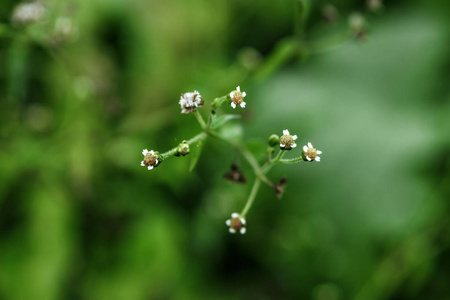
[
  {"left": 161, "top": 132, "right": 206, "bottom": 159},
  {"left": 240, "top": 177, "right": 261, "bottom": 218},
  {"left": 194, "top": 110, "right": 206, "bottom": 129},
  {"left": 279, "top": 156, "right": 304, "bottom": 164}
]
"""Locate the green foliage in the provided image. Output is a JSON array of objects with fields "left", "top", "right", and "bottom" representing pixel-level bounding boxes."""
[{"left": 0, "top": 0, "right": 450, "bottom": 299}]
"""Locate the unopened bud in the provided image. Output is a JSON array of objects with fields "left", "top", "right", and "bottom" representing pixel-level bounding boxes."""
[
  {"left": 322, "top": 4, "right": 339, "bottom": 23},
  {"left": 268, "top": 134, "right": 280, "bottom": 147},
  {"left": 175, "top": 141, "right": 190, "bottom": 157}
]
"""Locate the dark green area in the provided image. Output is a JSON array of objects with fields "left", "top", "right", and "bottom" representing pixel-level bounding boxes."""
[{"left": 1, "top": 0, "right": 449, "bottom": 299}]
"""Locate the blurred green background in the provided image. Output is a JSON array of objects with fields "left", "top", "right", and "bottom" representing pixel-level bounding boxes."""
[{"left": 1, "top": 0, "right": 450, "bottom": 299}]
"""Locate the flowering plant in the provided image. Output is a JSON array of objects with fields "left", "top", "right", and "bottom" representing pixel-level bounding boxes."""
[{"left": 141, "top": 87, "right": 322, "bottom": 234}]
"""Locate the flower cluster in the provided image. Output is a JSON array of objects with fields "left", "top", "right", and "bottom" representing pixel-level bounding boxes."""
[
  {"left": 226, "top": 213, "right": 246, "bottom": 234},
  {"left": 229, "top": 86, "right": 246, "bottom": 109},
  {"left": 179, "top": 90, "right": 203, "bottom": 114}
]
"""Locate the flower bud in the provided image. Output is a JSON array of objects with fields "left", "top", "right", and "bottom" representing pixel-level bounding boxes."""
[
  {"left": 367, "top": 0, "right": 383, "bottom": 12},
  {"left": 274, "top": 178, "right": 287, "bottom": 199},
  {"left": 175, "top": 141, "right": 190, "bottom": 157},
  {"left": 224, "top": 163, "right": 246, "bottom": 184},
  {"left": 268, "top": 134, "right": 280, "bottom": 147},
  {"left": 322, "top": 4, "right": 339, "bottom": 23},
  {"left": 348, "top": 13, "right": 367, "bottom": 41}
]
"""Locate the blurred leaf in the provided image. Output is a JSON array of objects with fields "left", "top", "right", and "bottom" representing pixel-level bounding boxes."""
[
  {"left": 211, "top": 114, "right": 241, "bottom": 129},
  {"left": 189, "top": 134, "right": 207, "bottom": 172}
]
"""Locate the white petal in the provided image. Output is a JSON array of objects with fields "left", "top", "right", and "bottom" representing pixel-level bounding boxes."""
[
  {"left": 292, "top": 143, "right": 297, "bottom": 148},
  {"left": 317, "top": 150, "right": 322, "bottom": 155},
  {"left": 142, "top": 149, "right": 148, "bottom": 155},
  {"left": 226, "top": 219, "right": 231, "bottom": 226},
  {"left": 229, "top": 228, "right": 236, "bottom": 234},
  {"left": 229, "top": 92, "right": 234, "bottom": 98},
  {"left": 242, "top": 91, "right": 246, "bottom": 97},
  {"left": 240, "top": 102, "right": 246, "bottom": 108},
  {"left": 306, "top": 156, "right": 311, "bottom": 161},
  {"left": 231, "top": 102, "right": 236, "bottom": 109},
  {"left": 315, "top": 156, "right": 321, "bottom": 162},
  {"left": 308, "top": 142, "right": 313, "bottom": 148},
  {"left": 240, "top": 218, "right": 246, "bottom": 225},
  {"left": 280, "top": 144, "right": 285, "bottom": 147},
  {"left": 147, "top": 166, "right": 154, "bottom": 170},
  {"left": 240, "top": 227, "right": 246, "bottom": 234},
  {"left": 236, "top": 86, "right": 240, "bottom": 91},
  {"left": 155, "top": 159, "right": 158, "bottom": 164},
  {"left": 149, "top": 150, "right": 155, "bottom": 155},
  {"left": 141, "top": 161, "right": 145, "bottom": 166},
  {"left": 231, "top": 213, "right": 239, "bottom": 218},
  {"left": 283, "top": 129, "right": 289, "bottom": 135},
  {"left": 292, "top": 135, "right": 298, "bottom": 140},
  {"left": 303, "top": 145, "right": 308, "bottom": 152}
]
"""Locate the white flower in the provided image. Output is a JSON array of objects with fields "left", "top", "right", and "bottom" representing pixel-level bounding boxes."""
[
  {"left": 12, "top": 1, "right": 46, "bottom": 26},
  {"left": 225, "top": 212, "right": 246, "bottom": 234},
  {"left": 179, "top": 90, "right": 203, "bottom": 114},
  {"left": 141, "top": 149, "right": 160, "bottom": 170},
  {"left": 302, "top": 142, "right": 322, "bottom": 162},
  {"left": 279, "top": 129, "right": 298, "bottom": 150},
  {"left": 229, "top": 86, "right": 246, "bottom": 109}
]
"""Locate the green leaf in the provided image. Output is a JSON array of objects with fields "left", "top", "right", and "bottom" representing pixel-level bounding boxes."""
[
  {"left": 212, "top": 114, "right": 241, "bottom": 129},
  {"left": 189, "top": 134, "right": 207, "bottom": 172}
]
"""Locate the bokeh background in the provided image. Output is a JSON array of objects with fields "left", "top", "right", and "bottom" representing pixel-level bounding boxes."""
[{"left": 1, "top": 0, "right": 450, "bottom": 299}]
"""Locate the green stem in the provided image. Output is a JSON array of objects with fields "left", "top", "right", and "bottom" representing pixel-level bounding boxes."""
[
  {"left": 278, "top": 156, "right": 304, "bottom": 164},
  {"left": 194, "top": 110, "right": 206, "bottom": 129},
  {"left": 240, "top": 177, "right": 262, "bottom": 218},
  {"left": 161, "top": 132, "right": 206, "bottom": 159}
]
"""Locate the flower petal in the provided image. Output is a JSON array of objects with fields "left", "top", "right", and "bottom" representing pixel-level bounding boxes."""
[
  {"left": 240, "top": 227, "right": 246, "bottom": 234},
  {"left": 140, "top": 161, "right": 145, "bottom": 166},
  {"left": 303, "top": 145, "right": 308, "bottom": 152},
  {"left": 292, "top": 135, "right": 298, "bottom": 140},
  {"left": 308, "top": 142, "right": 313, "bottom": 148},
  {"left": 240, "top": 102, "right": 246, "bottom": 108},
  {"left": 231, "top": 102, "right": 236, "bottom": 109},
  {"left": 317, "top": 150, "right": 322, "bottom": 155},
  {"left": 283, "top": 129, "right": 289, "bottom": 135},
  {"left": 229, "top": 228, "right": 236, "bottom": 234},
  {"left": 147, "top": 166, "right": 154, "bottom": 170},
  {"left": 236, "top": 86, "right": 240, "bottom": 91},
  {"left": 292, "top": 143, "right": 297, "bottom": 148},
  {"left": 142, "top": 149, "right": 148, "bottom": 155},
  {"left": 315, "top": 156, "right": 321, "bottom": 162},
  {"left": 306, "top": 156, "right": 311, "bottom": 161},
  {"left": 280, "top": 143, "right": 285, "bottom": 147},
  {"left": 242, "top": 91, "right": 246, "bottom": 97},
  {"left": 231, "top": 213, "right": 239, "bottom": 218},
  {"left": 226, "top": 219, "right": 231, "bottom": 226}
]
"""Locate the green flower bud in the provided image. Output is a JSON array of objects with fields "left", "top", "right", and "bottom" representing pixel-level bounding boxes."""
[
  {"left": 268, "top": 134, "right": 280, "bottom": 147},
  {"left": 175, "top": 141, "right": 190, "bottom": 157}
]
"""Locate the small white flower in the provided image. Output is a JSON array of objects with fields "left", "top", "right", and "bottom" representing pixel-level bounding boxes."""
[
  {"left": 12, "top": 1, "right": 46, "bottom": 26},
  {"left": 225, "top": 212, "right": 246, "bottom": 234},
  {"left": 302, "top": 142, "right": 322, "bottom": 162},
  {"left": 229, "top": 86, "right": 246, "bottom": 109},
  {"left": 179, "top": 90, "right": 203, "bottom": 114},
  {"left": 279, "top": 129, "right": 298, "bottom": 150},
  {"left": 141, "top": 149, "right": 160, "bottom": 170}
]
